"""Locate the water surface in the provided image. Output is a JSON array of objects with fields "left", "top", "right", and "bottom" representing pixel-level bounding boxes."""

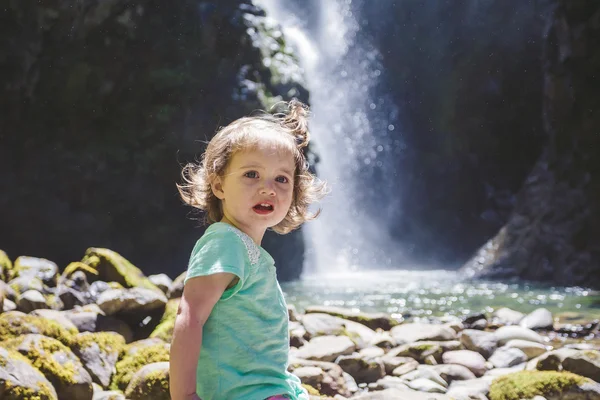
[{"left": 282, "top": 270, "right": 600, "bottom": 323}]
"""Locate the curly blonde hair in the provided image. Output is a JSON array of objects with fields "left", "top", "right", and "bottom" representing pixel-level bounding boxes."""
[{"left": 177, "top": 99, "right": 328, "bottom": 234}]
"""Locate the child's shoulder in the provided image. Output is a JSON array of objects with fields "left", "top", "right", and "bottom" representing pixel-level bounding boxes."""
[{"left": 196, "top": 222, "right": 260, "bottom": 265}]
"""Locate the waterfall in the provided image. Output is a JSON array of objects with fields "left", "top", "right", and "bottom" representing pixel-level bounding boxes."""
[{"left": 257, "top": 0, "right": 405, "bottom": 274}]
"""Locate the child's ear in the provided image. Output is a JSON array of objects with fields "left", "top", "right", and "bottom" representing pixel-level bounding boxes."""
[{"left": 211, "top": 176, "right": 225, "bottom": 199}]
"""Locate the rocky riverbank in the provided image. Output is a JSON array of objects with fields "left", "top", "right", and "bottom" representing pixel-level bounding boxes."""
[{"left": 0, "top": 249, "right": 599, "bottom": 399}]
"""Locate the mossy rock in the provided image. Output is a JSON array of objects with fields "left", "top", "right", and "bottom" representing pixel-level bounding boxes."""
[
  {"left": 81, "top": 248, "right": 161, "bottom": 293},
  {"left": 0, "top": 311, "right": 76, "bottom": 346},
  {"left": 124, "top": 361, "right": 170, "bottom": 400},
  {"left": 489, "top": 370, "right": 593, "bottom": 400},
  {"left": 302, "top": 383, "right": 321, "bottom": 395},
  {"left": 71, "top": 332, "right": 126, "bottom": 388},
  {"left": 149, "top": 298, "right": 179, "bottom": 342},
  {"left": 110, "top": 341, "right": 170, "bottom": 391},
  {"left": 0, "top": 346, "right": 58, "bottom": 400},
  {"left": 2, "top": 334, "right": 93, "bottom": 400},
  {"left": 13, "top": 256, "right": 59, "bottom": 287},
  {"left": 0, "top": 249, "right": 12, "bottom": 282}
]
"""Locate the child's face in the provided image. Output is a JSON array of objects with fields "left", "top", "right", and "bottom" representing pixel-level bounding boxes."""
[{"left": 212, "top": 144, "right": 295, "bottom": 244}]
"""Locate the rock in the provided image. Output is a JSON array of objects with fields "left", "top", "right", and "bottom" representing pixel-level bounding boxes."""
[
  {"left": 167, "top": 271, "right": 185, "bottom": 299},
  {"left": 293, "top": 366, "right": 326, "bottom": 388},
  {"left": 8, "top": 276, "right": 43, "bottom": 295},
  {"left": 0, "top": 311, "right": 76, "bottom": 345},
  {"left": 304, "top": 306, "right": 399, "bottom": 331},
  {"left": 3, "top": 298, "right": 16, "bottom": 312},
  {"left": 294, "top": 335, "right": 356, "bottom": 362},
  {"left": 390, "top": 323, "right": 457, "bottom": 345},
  {"left": 484, "top": 364, "right": 526, "bottom": 377},
  {"left": 391, "top": 359, "right": 420, "bottom": 376},
  {"left": 81, "top": 248, "right": 162, "bottom": 293},
  {"left": 65, "top": 310, "right": 134, "bottom": 343},
  {"left": 387, "top": 342, "right": 444, "bottom": 364},
  {"left": 0, "top": 346, "right": 58, "bottom": 400},
  {"left": 341, "top": 319, "right": 377, "bottom": 349},
  {"left": 0, "top": 279, "right": 17, "bottom": 301},
  {"left": 92, "top": 390, "right": 126, "bottom": 400},
  {"left": 0, "top": 249, "right": 12, "bottom": 282},
  {"left": 16, "top": 289, "right": 49, "bottom": 313},
  {"left": 359, "top": 347, "right": 385, "bottom": 359},
  {"left": 402, "top": 367, "right": 448, "bottom": 388},
  {"left": 428, "top": 364, "right": 477, "bottom": 383},
  {"left": 336, "top": 354, "right": 385, "bottom": 384},
  {"left": 489, "top": 346, "right": 528, "bottom": 369},
  {"left": 352, "top": 388, "right": 451, "bottom": 399},
  {"left": 488, "top": 370, "right": 600, "bottom": 400},
  {"left": 520, "top": 308, "right": 554, "bottom": 330},
  {"left": 562, "top": 350, "right": 600, "bottom": 382},
  {"left": 57, "top": 286, "right": 88, "bottom": 310},
  {"left": 149, "top": 298, "right": 179, "bottom": 342},
  {"left": 494, "top": 325, "right": 545, "bottom": 345},
  {"left": 492, "top": 307, "right": 525, "bottom": 325},
  {"left": 288, "top": 304, "right": 299, "bottom": 322},
  {"left": 381, "top": 355, "right": 418, "bottom": 375},
  {"left": 31, "top": 309, "right": 79, "bottom": 333},
  {"left": 148, "top": 274, "right": 172, "bottom": 294},
  {"left": 3, "top": 334, "right": 93, "bottom": 400},
  {"left": 369, "top": 375, "right": 410, "bottom": 391},
  {"left": 504, "top": 339, "right": 549, "bottom": 359},
  {"left": 71, "top": 332, "right": 126, "bottom": 388},
  {"left": 97, "top": 287, "right": 167, "bottom": 316},
  {"left": 407, "top": 378, "right": 447, "bottom": 393},
  {"left": 370, "top": 331, "right": 396, "bottom": 349},
  {"left": 124, "top": 361, "right": 170, "bottom": 400},
  {"left": 111, "top": 341, "right": 170, "bottom": 391},
  {"left": 442, "top": 350, "right": 488, "bottom": 377},
  {"left": 290, "top": 321, "right": 308, "bottom": 348},
  {"left": 460, "top": 329, "right": 498, "bottom": 359},
  {"left": 533, "top": 348, "right": 581, "bottom": 371},
  {"left": 301, "top": 313, "right": 346, "bottom": 338},
  {"left": 289, "top": 358, "right": 352, "bottom": 397},
  {"left": 446, "top": 376, "right": 494, "bottom": 400},
  {"left": 13, "top": 256, "right": 59, "bottom": 286}
]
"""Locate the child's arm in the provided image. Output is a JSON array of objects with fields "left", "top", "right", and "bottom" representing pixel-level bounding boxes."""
[{"left": 169, "top": 272, "right": 236, "bottom": 400}]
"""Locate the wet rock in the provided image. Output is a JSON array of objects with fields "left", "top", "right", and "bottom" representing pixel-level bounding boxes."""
[
  {"left": 13, "top": 256, "right": 58, "bottom": 287},
  {"left": 294, "top": 335, "right": 355, "bottom": 362},
  {"left": 504, "top": 339, "right": 548, "bottom": 359},
  {"left": 460, "top": 329, "right": 498, "bottom": 358},
  {"left": 488, "top": 346, "right": 528, "bottom": 368},
  {"left": 336, "top": 354, "right": 385, "bottom": 384},
  {"left": 520, "top": 308, "right": 554, "bottom": 330},
  {"left": 31, "top": 309, "right": 79, "bottom": 333},
  {"left": 492, "top": 307, "right": 525, "bottom": 325},
  {"left": 97, "top": 287, "right": 167, "bottom": 316},
  {"left": 305, "top": 306, "right": 399, "bottom": 331},
  {"left": 387, "top": 342, "right": 444, "bottom": 364},
  {"left": 494, "top": 325, "right": 545, "bottom": 345},
  {"left": 390, "top": 323, "right": 457, "bottom": 345},
  {"left": 562, "top": 350, "right": 600, "bottom": 382},
  {"left": 442, "top": 350, "right": 488, "bottom": 377},
  {"left": 446, "top": 376, "right": 494, "bottom": 399},
  {"left": 533, "top": 348, "right": 581, "bottom": 371},
  {"left": 427, "top": 364, "right": 477, "bottom": 383},
  {"left": 301, "top": 313, "right": 346, "bottom": 338},
  {"left": 289, "top": 357, "right": 352, "bottom": 397}
]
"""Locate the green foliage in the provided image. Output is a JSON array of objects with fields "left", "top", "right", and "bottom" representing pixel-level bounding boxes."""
[{"left": 489, "top": 371, "right": 587, "bottom": 400}]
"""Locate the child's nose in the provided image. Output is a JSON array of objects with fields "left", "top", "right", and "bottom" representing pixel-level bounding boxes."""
[{"left": 260, "top": 181, "right": 276, "bottom": 196}]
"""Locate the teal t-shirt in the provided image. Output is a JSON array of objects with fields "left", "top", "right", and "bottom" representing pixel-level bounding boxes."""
[{"left": 184, "top": 222, "right": 309, "bottom": 400}]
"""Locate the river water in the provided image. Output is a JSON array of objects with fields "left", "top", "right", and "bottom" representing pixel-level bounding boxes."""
[{"left": 282, "top": 271, "right": 600, "bottom": 324}]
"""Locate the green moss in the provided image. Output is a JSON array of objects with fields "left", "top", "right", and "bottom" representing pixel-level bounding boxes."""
[
  {"left": 71, "top": 331, "right": 126, "bottom": 358},
  {"left": 81, "top": 248, "right": 160, "bottom": 292},
  {"left": 110, "top": 343, "right": 170, "bottom": 391},
  {"left": 3, "top": 380, "right": 57, "bottom": 400},
  {"left": 0, "top": 249, "right": 12, "bottom": 282},
  {"left": 412, "top": 343, "right": 436, "bottom": 352},
  {"left": 2, "top": 336, "right": 80, "bottom": 386},
  {"left": 149, "top": 298, "right": 179, "bottom": 342},
  {"left": 124, "top": 364, "right": 170, "bottom": 399},
  {"left": 0, "top": 312, "right": 75, "bottom": 345},
  {"left": 489, "top": 371, "right": 588, "bottom": 400},
  {"left": 302, "top": 384, "right": 320, "bottom": 395},
  {"left": 61, "top": 261, "right": 98, "bottom": 281}
]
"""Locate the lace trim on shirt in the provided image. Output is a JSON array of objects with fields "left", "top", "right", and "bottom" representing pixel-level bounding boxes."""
[{"left": 226, "top": 225, "right": 260, "bottom": 266}]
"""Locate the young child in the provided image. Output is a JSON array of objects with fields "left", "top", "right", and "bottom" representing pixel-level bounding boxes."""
[{"left": 169, "top": 100, "right": 327, "bottom": 400}]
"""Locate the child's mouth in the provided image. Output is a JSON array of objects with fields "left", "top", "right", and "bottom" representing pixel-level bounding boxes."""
[{"left": 253, "top": 202, "right": 274, "bottom": 215}]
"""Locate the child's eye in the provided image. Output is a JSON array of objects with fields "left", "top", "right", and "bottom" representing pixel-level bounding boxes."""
[
  {"left": 244, "top": 171, "right": 258, "bottom": 179},
  {"left": 276, "top": 176, "right": 289, "bottom": 184}
]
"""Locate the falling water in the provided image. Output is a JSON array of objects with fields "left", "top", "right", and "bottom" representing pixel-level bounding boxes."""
[{"left": 257, "top": 0, "right": 404, "bottom": 274}]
